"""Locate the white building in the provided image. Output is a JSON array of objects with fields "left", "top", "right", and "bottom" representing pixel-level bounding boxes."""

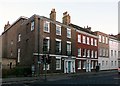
[
  {"left": 109, "top": 36, "right": 118, "bottom": 70},
  {"left": 0, "top": 35, "right": 2, "bottom": 69},
  {"left": 118, "top": 41, "right": 120, "bottom": 67},
  {"left": 96, "top": 31, "right": 109, "bottom": 70}
]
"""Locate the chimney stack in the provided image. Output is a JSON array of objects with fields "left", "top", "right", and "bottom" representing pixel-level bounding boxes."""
[
  {"left": 62, "top": 11, "right": 71, "bottom": 25},
  {"left": 4, "top": 21, "right": 10, "bottom": 31},
  {"left": 50, "top": 8, "right": 56, "bottom": 21}
]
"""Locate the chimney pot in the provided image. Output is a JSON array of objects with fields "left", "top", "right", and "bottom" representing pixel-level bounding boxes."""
[{"left": 50, "top": 8, "right": 56, "bottom": 21}]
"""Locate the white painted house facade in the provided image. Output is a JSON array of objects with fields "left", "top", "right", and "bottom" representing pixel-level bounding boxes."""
[{"left": 109, "top": 36, "right": 118, "bottom": 70}]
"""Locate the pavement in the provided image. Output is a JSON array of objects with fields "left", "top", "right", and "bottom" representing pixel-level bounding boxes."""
[{"left": 2, "top": 70, "right": 118, "bottom": 84}]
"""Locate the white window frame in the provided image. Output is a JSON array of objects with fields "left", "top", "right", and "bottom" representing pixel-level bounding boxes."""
[
  {"left": 106, "top": 49, "right": 108, "bottom": 56},
  {"left": 78, "top": 60, "right": 81, "bottom": 69},
  {"left": 67, "top": 41, "right": 71, "bottom": 54},
  {"left": 83, "top": 49, "right": 86, "bottom": 57},
  {"left": 106, "top": 61, "right": 108, "bottom": 66},
  {"left": 91, "top": 61, "right": 94, "bottom": 69},
  {"left": 56, "top": 58, "right": 61, "bottom": 70},
  {"left": 78, "top": 34, "right": 81, "bottom": 43},
  {"left": 43, "top": 37, "right": 50, "bottom": 52},
  {"left": 102, "top": 36, "right": 105, "bottom": 43},
  {"left": 31, "top": 21, "right": 34, "bottom": 31},
  {"left": 95, "top": 51, "right": 97, "bottom": 58},
  {"left": 99, "top": 48, "right": 102, "bottom": 56},
  {"left": 106, "top": 37, "right": 108, "bottom": 44},
  {"left": 83, "top": 36, "right": 86, "bottom": 44},
  {"left": 43, "top": 64, "right": 50, "bottom": 70},
  {"left": 87, "top": 50, "right": 90, "bottom": 57},
  {"left": 78, "top": 48, "right": 81, "bottom": 57},
  {"left": 91, "top": 38, "right": 93, "bottom": 45},
  {"left": 67, "top": 28, "right": 71, "bottom": 38},
  {"left": 94, "top": 39, "right": 97, "bottom": 46},
  {"left": 87, "top": 37, "right": 89, "bottom": 45},
  {"left": 56, "top": 39, "right": 61, "bottom": 53},
  {"left": 111, "top": 50, "right": 113, "bottom": 57},
  {"left": 102, "top": 61, "right": 104, "bottom": 66},
  {"left": 83, "top": 61, "right": 86, "bottom": 69},
  {"left": 44, "top": 21, "right": 50, "bottom": 33},
  {"left": 115, "top": 61, "right": 116, "bottom": 66},
  {"left": 18, "top": 34, "right": 21, "bottom": 42},
  {"left": 111, "top": 61, "right": 113, "bottom": 66},
  {"left": 91, "top": 50, "right": 94, "bottom": 58},
  {"left": 56, "top": 25, "right": 61, "bottom": 36},
  {"left": 95, "top": 61, "right": 98, "bottom": 67},
  {"left": 114, "top": 50, "right": 117, "bottom": 57},
  {"left": 17, "top": 49, "right": 20, "bottom": 63},
  {"left": 103, "top": 49, "right": 105, "bottom": 56},
  {"left": 99, "top": 35, "right": 102, "bottom": 42}
]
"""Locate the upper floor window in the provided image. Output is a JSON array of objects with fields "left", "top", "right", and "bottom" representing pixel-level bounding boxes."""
[
  {"left": 115, "top": 50, "right": 117, "bottom": 57},
  {"left": 106, "top": 37, "right": 108, "bottom": 44},
  {"left": 103, "top": 49, "right": 105, "bottom": 56},
  {"left": 17, "top": 48, "right": 21, "bottom": 63},
  {"left": 56, "top": 25, "right": 61, "bottom": 36},
  {"left": 67, "top": 28, "right": 71, "bottom": 38},
  {"left": 31, "top": 21, "right": 34, "bottom": 31},
  {"left": 56, "top": 39, "right": 61, "bottom": 54},
  {"left": 99, "top": 35, "right": 102, "bottom": 42},
  {"left": 78, "top": 48, "right": 81, "bottom": 57},
  {"left": 91, "top": 38, "right": 93, "bottom": 45},
  {"left": 94, "top": 39, "right": 97, "bottom": 46},
  {"left": 43, "top": 37, "right": 50, "bottom": 53},
  {"left": 91, "top": 50, "right": 94, "bottom": 58},
  {"left": 44, "top": 21, "right": 50, "bottom": 33},
  {"left": 83, "top": 36, "right": 86, "bottom": 44},
  {"left": 18, "top": 34, "right": 21, "bottom": 42},
  {"left": 83, "top": 49, "right": 86, "bottom": 57},
  {"left": 67, "top": 41, "right": 71, "bottom": 55},
  {"left": 87, "top": 50, "right": 90, "bottom": 57},
  {"left": 95, "top": 51, "right": 97, "bottom": 58},
  {"left": 87, "top": 37, "right": 89, "bottom": 45},
  {"left": 118, "top": 51, "right": 120, "bottom": 57},
  {"left": 106, "top": 49, "right": 108, "bottom": 56},
  {"left": 102, "top": 36, "right": 105, "bottom": 43},
  {"left": 111, "top": 50, "right": 113, "bottom": 57},
  {"left": 102, "top": 60, "right": 104, "bottom": 66},
  {"left": 78, "top": 34, "right": 81, "bottom": 43}
]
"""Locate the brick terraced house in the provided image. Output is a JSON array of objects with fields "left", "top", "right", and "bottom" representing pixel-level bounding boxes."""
[
  {"left": 2, "top": 9, "right": 99, "bottom": 75},
  {"left": 70, "top": 24, "right": 98, "bottom": 72}
]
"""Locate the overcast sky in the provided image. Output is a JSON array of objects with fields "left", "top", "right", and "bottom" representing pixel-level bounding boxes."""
[{"left": 0, "top": 0, "right": 119, "bottom": 35}]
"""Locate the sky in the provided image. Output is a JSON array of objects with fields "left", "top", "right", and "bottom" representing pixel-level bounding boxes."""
[{"left": 0, "top": 0, "right": 119, "bottom": 35}]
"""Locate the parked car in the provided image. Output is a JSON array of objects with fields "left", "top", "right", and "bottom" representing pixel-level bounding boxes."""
[{"left": 118, "top": 67, "right": 120, "bottom": 74}]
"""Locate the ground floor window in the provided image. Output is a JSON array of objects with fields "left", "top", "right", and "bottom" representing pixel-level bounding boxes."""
[
  {"left": 78, "top": 60, "right": 81, "bottom": 69},
  {"left": 91, "top": 61, "right": 94, "bottom": 69},
  {"left": 56, "top": 58, "right": 61, "bottom": 70},
  {"left": 83, "top": 61, "right": 86, "bottom": 69},
  {"left": 43, "top": 64, "right": 50, "bottom": 70}
]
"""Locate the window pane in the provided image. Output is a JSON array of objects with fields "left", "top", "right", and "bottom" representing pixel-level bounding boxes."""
[
  {"left": 56, "top": 25, "right": 61, "bottom": 35},
  {"left": 44, "top": 21, "right": 49, "bottom": 32},
  {"left": 31, "top": 21, "right": 34, "bottom": 31},
  {"left": 67, "top": 28, "right": 71, "bottom": 38}
]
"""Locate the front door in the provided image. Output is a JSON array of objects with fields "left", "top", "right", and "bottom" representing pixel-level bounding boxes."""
[{"left": 68, "top": 61, "right": 71, "bottom": 73}]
